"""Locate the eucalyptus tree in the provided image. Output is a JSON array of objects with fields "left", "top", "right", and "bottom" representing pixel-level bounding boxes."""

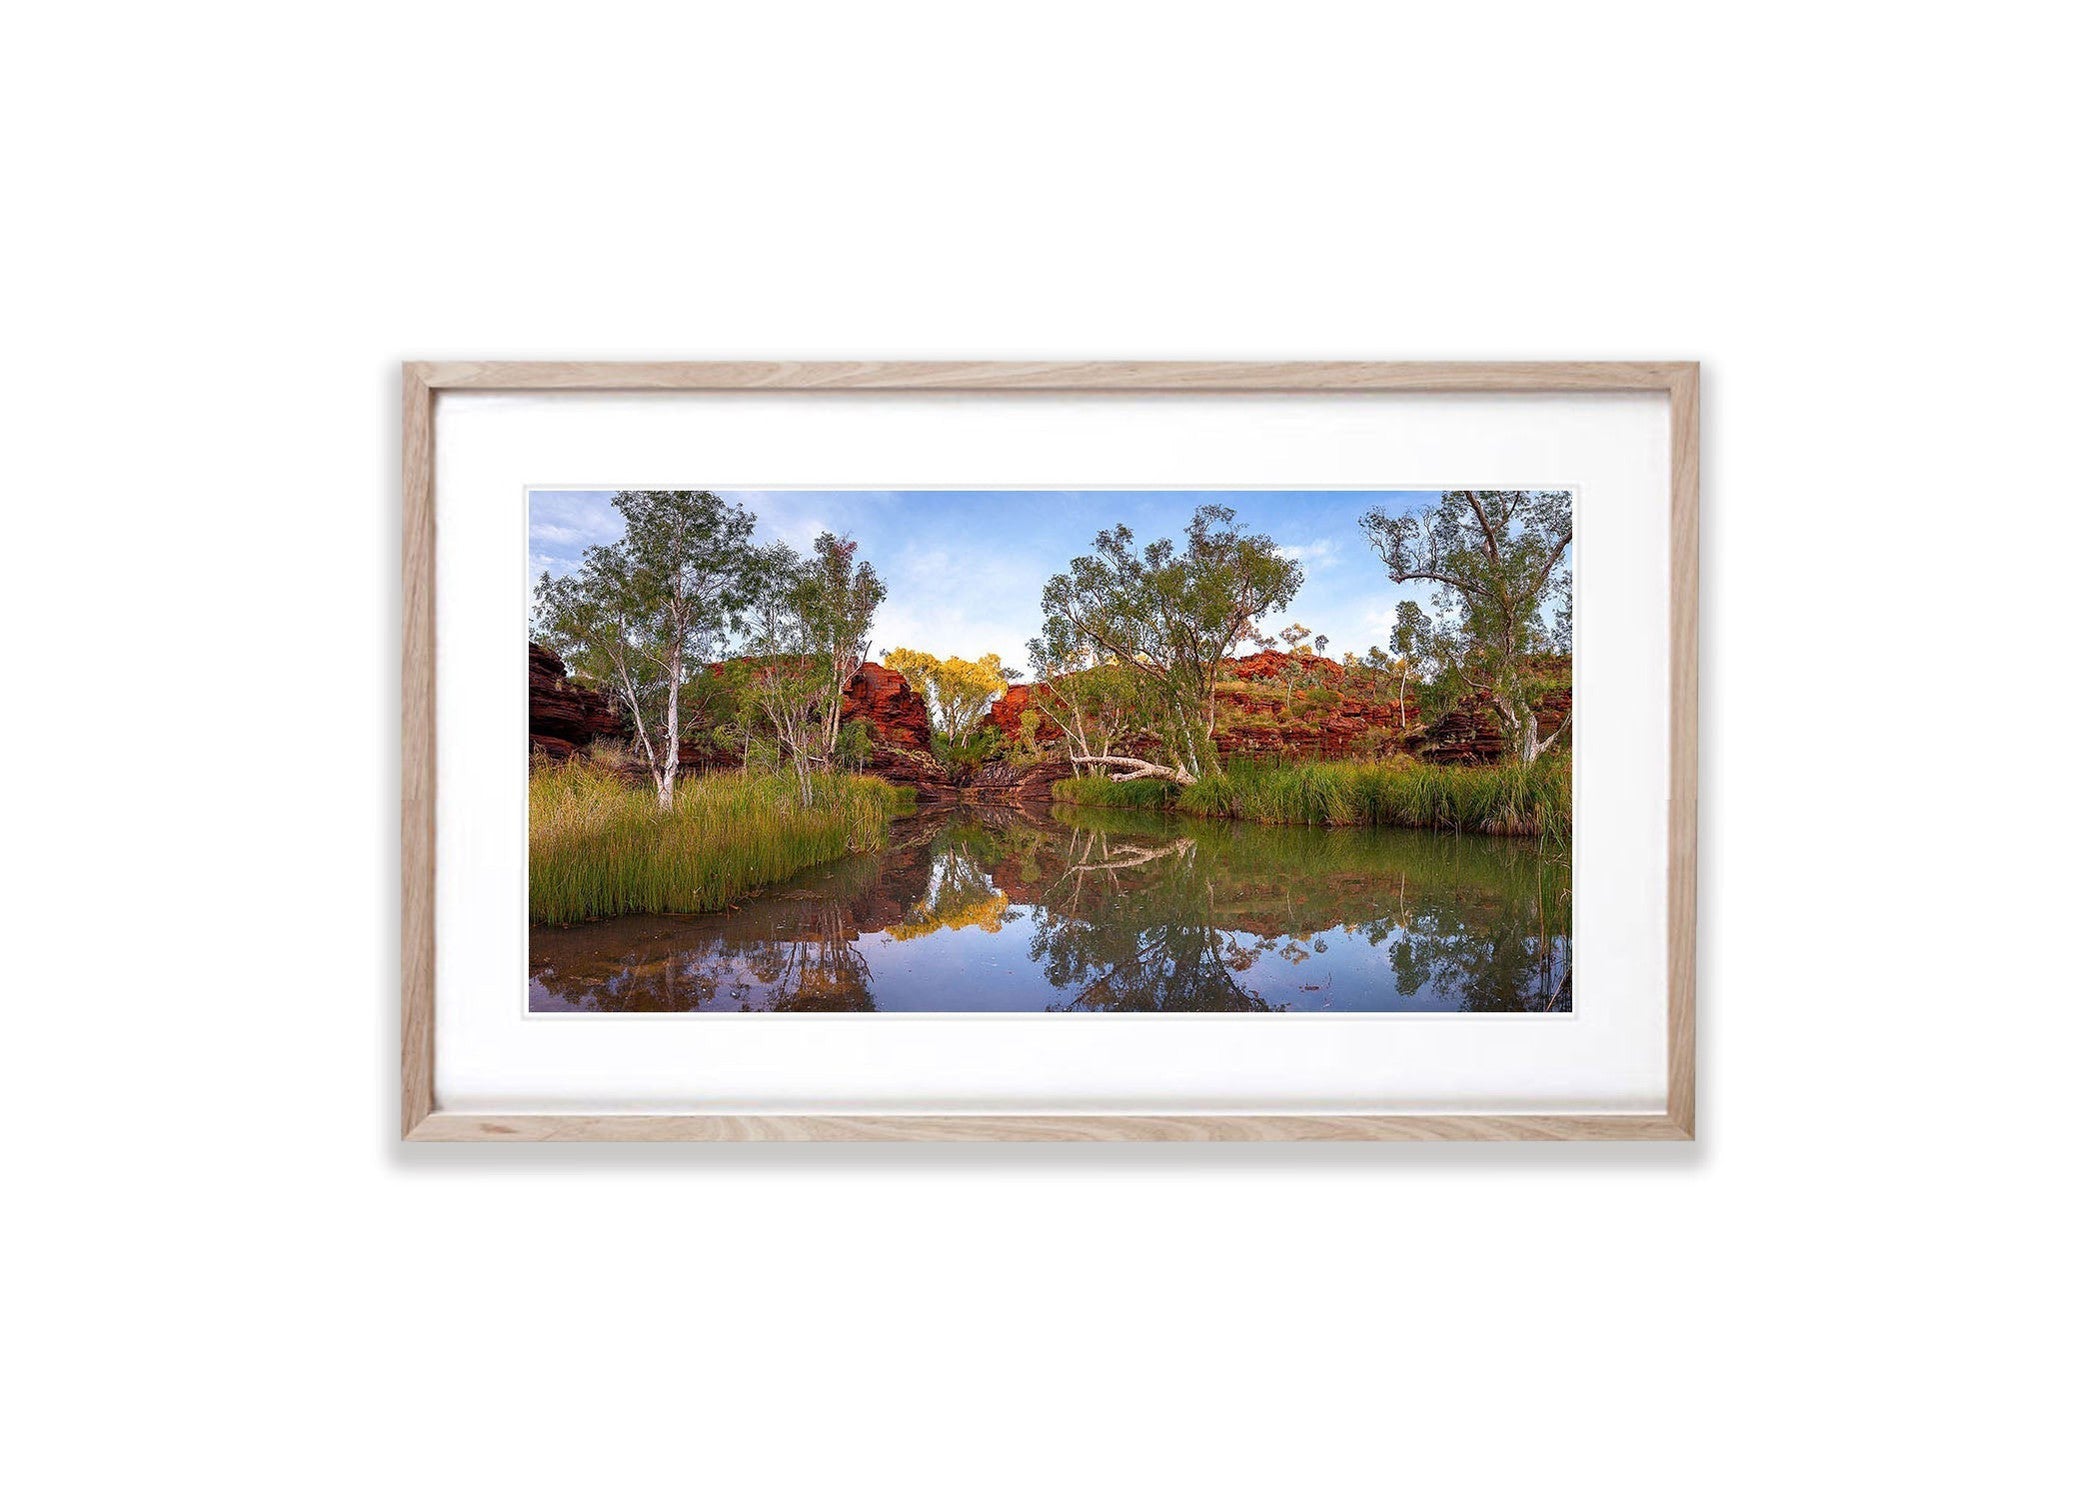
[
  {"left": 741, "top": 543, "right": 836, "bottom": 808},
  {"left": 1360, "top": 490, "right": 1573, "bottom": 763},
  {"left": 1272, "top": 622, "right": 1330, "bottom": 716},
  {"left": 798, "top": 532, "right": 887, "bottom": 761},
  {"left": 532, "top": 489, "right": 757, "bottom": 809},
  {"left": 1024, "top": 622, "right": 1136, "bottom": 775},
  {"left": 1039, "top": 505, "right": 1302, "bottom": 784}
]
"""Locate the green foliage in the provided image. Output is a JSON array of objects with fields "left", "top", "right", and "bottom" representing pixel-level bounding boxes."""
[
  {"left": 1361, "top": 490, "right": 1571, "bottom": 761},
  {"left": 701, "top": 659, "right": 765, "bottom": 768},
  {"left": 740, "top": 544, "right": 838, "bottom": 802},
  {"left": 532, "top": 495, "right": 891, "bottom": 800},
  {"left": 1040, "top": 505, "right": 1302, "bottom": 779},
  {"left": 881, "top": 647, "right": 1013, "bottom": 741},
  {"left": 1022, "top": 629, "right": 1141, "bottom": 771},
  {"left": 1052, "top": 756, "right": 1569, "bottom": 840},
  {"left": 529, "top": 757, "right": 908, "bottom": 923},
  {"left": 742, "top": 534, "right": 888, "bottom": 802},
  {"left": 834, "top": 717, "right": 873, "bottom": 772},
  {"left": 532, "top": 490, "right": 760, "bottom": 798},
  {"left": 931, "top": 726, "right": 1006, "bottom": 773},
  {"left": 796, "top": 532, "right": 886, "bottom": 762},
  {"left": 1050, "top": 776, "right": 1175, "bottom": 809}
]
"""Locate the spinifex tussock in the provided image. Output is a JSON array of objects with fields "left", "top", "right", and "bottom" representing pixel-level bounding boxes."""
[{"left": 529, "top": 757, "right": 909, "bottom": 924}]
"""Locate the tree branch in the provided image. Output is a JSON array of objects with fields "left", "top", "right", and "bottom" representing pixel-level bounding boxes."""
[{"left": 1068, "top": 754, "right": 1198, "bottom": 786}]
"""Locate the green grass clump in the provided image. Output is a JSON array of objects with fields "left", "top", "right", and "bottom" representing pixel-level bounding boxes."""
[
  {"left": 530, "top": 757, "right": 910, "bottom": 923},
  {"left": 1050, "top": 756, "right": 1570, "bottom": 840},
  {"left": 1050, "top": 776, "right": 1176, "bottom": 810}
]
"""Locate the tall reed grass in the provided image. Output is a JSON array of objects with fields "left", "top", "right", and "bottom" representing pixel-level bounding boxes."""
[
  {"left": 1045, "top": 777, "right": 1175, "bottom": 810},
  {"left": 1053, "top": 756, "right": 1570, "bottom": 839},
  {"left": 530, "top": 758, "right": 909, "bottom": 923}
]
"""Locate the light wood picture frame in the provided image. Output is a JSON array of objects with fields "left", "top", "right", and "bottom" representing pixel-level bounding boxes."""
[{"left": 402, "top": 361, "right": 1698, "bottom": 1141}]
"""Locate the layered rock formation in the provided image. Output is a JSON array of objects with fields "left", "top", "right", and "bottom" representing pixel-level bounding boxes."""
[
  {"left": 962, "top": 750, "right": 1072, "bottom": 801},
  {"left": 981, "top": 651, "right": 1428, "bottom": 764},
  {"left": 529, "top": 642, "right": 624, "bottom": 761},
  {"left": 1408, "top": 660, "right": 1572, "bottom": 765},
  {"left": 836, "top": 661, "right": 955, "bottom": 796}
]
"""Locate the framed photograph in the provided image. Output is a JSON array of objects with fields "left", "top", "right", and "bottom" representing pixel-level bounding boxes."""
[{"left": 403, "top": 361, "right": 1697, "bottom": 1140}]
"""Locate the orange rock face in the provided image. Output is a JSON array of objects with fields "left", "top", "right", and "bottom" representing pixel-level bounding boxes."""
[
  {"left": 842, "top": 661, "right": 933, "bottom": 752},
  {"left": 984, "top": 681, "right": 1058, "bottom": 741}
]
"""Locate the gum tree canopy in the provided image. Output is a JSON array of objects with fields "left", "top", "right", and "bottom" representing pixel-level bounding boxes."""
[
  {"left": 1040, "top": 505, "right": 1303, "bottom": 784},
  {"left": 880, "top": 648, "right": 1013, "bottom": 742},
  {"left": 1359, "top": 489, "right": 1573, "bottom": 764},
  {"left": 797, "top": 532, "right": 887, "bottom": 762},
  {"left": 740, "top": 532, "right": 886, "bottom": 807},
  {"left": 532, "top": 489, "right": 756, "bottom": 810}
]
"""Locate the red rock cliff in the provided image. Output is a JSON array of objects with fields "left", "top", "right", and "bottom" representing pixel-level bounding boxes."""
[
  {"left": 978, "top": 651, "right": 1569, "bottom": 767},
  {"left": 529, "top": 642, "right": 624, "bottom": 761}
]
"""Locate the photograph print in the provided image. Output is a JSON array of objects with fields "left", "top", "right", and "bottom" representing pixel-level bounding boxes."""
[{"left": 527, "top": 488, "right": 1572, "bottom": 1014}]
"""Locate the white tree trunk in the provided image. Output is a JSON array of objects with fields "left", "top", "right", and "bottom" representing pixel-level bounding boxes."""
[
  {"left": 1068, "top": 754, "right": 1198, "bottom": 786},
  {"left": 1513, "top": 707, "right": 1540, "bottom": 765},
  {"left": 1493, "top": 692, "right": 1541, "bottom": 766},
  {"left": 659, "top": 651, "right": 680, "bottom": 811}
]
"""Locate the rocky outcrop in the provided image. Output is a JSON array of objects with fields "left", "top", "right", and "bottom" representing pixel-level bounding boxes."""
[
  {"left": 963, "top": 749, "right": 1071, "bottom": 801},
  {"left": 529, "top": 642, "right": 623, "bottom": 762},
  {"left": 1410, "top": 658, "right": 1572, "bottom": 765},
  {"left": 861, "top": 742, "right": 956, "bottom": 797},
  {"left": 1213, "top": 652, "right": 1418, "bottom": 761},
  {"left": 984, "top": 652, "right": 1423, "bottom": 764},
  {"left": 1412, "top": 684, "right": 1572, "bottom": 765},
  {"left": 979, "top": 651, "right": 1571, "bottom": 769},
  {"left": 984, "top": 681, "right": 1055, "bottom": 742},
  {"left": 844, "top": 661, "right": 934, "bottom": 755}
]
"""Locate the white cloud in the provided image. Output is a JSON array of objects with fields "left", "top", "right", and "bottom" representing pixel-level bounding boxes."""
[{"left": 1280, "top": 538, "right": 1339, "bottom": 568}]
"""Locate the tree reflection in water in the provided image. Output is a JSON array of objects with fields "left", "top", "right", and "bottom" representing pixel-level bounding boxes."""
[
  {"left": 529, "top": 799, "right": 1571, "bottom": 1013},
  {"left": 530, "top": 905, "right": 877, "bottom": 1012},
  {"left": 1029, "top": 824, "right": 1276, "bottom": 1011}
]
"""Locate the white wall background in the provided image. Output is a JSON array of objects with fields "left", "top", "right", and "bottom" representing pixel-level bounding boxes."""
[{"left": 8, "top": 4, "right": 2092, "bottom": 1496}]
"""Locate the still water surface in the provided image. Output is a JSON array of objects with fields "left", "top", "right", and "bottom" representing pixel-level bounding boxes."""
[{"left": 532, "top": 802, "right": 1570, "bottom": 1014}]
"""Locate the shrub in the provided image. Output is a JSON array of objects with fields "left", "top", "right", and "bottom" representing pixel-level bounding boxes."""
[
  {"left": 932, "top": 727, "right": 1006, "bottom": 773},
  {"left": 834, "top": 717, "right": 873, "bottom": 772}
]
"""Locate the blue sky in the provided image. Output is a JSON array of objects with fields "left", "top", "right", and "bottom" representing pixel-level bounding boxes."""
[{"left": 527, "top": 489, "right": 1448, "bottom": 669}]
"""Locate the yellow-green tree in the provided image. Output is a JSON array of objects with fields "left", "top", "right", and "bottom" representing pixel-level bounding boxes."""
[{"left": 880, "top": 648, "right": 1013, "bottom": 740}]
